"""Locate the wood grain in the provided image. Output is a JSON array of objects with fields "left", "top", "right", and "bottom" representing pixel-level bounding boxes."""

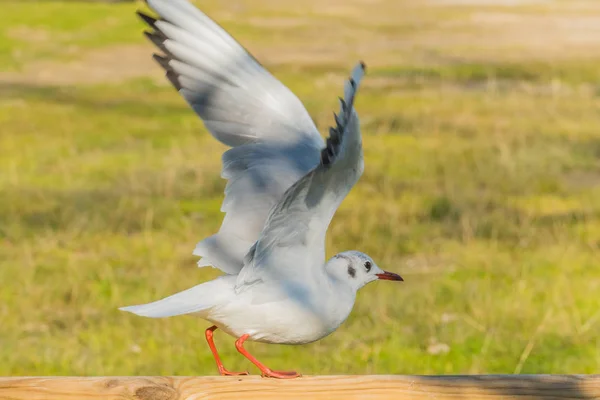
[{"left": 1, "top": 375, "right": 599, "bottom": 400}]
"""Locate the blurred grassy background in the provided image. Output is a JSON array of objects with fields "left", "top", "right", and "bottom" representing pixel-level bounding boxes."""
[{"left": 1, "top": 0, "right": 599, "bottom": 376}]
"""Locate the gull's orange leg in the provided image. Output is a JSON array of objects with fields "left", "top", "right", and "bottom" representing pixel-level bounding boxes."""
[
  {"left": 235, "top": 334, "right": 301, "bottom": 379},
  {"left": 205, "top": 326, "right": 249, "bottom": 376}
]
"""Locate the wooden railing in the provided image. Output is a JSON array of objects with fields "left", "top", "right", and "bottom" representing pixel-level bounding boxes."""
[{"left": 1, "top": 375, "right": 600, "bottom": 399}]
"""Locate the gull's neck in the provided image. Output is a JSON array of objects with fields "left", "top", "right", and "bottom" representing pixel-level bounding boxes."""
[{"left": 320, "top": 272, "right": 357, "bottom": 328}]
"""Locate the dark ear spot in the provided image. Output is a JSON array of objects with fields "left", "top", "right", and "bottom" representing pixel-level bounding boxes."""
[{"left": 347, "top": 266, "right": 356, "bottom": 278}]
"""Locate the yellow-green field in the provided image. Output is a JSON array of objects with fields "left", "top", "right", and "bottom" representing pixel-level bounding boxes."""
[{"left": 1, "top": 0, "right": 600, "bottom": 376}]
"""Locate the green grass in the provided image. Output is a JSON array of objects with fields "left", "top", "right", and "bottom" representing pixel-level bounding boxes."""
[
  {"left": 0, "top": 2, "right": 139, "bottom": 70},
  {"left": 1, "top": 0, "right": 600, "bottom": 376}
]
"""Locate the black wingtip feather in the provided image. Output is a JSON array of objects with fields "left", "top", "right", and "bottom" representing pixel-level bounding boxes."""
[
  {"left": 329, "top": 128, "right": 340, "bottom": 145},
  {"left": 339, "top": 97, "right": 347, "bottom": 113},
  {"left": 144, "top": 30, "right": 172, "bottom": 56},
  {"left": 334, "top": 113, "right": 343, "bottom": 131},
  {"left": 138, "top": 5, "right": 182, "bottom": 93},
  {"left": 321, "top": 148, "right": 331, "bottom": 166},
  {"left": 137, "top": 11, "right": 157, "bottom": 29},
  {"left": 165, "top": 70, "right": 182, "bottom": 91},
  {"left": 144, "top": 31, "right": 165, "bottom": 48},
  {"left": 152, "top": 54, "right": 171, "bottom": 72},
  {"left": 326, "top": 137, "right": 333, "bottom": 151},
  {"left": 321, "top": 63, "right": 366, "bottom": 167}
]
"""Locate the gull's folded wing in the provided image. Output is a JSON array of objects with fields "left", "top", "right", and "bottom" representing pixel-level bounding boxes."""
[
  {"left": 140, "top": 0, "right": 324, "bottom": 274},
  {"left": 236, "top": 63, "right": 366, "bottom": 290}
]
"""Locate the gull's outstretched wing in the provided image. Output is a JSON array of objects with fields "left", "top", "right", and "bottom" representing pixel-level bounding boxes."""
[
  {"left": 236, "top": 63, "right": 366, "bottom": 291},
  {"left": 139, "top": 0, "right": 324, "bottom": 274}
]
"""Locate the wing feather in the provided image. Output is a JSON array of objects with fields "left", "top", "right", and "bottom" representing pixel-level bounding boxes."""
[
  {"left": 236, "top": 63, "right": 367, "bottom": 290},
  {"left": 139, "top": 0, "right": 324, "bottom": 274}
]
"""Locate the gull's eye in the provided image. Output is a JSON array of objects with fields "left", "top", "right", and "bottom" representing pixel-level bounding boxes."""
[{"left": 364, "top": 261, "right": 372, "bottom": 272}]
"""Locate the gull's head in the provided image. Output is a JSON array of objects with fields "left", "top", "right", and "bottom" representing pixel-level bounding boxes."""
[{"left": 325, "top": 251, "right": 403, "bottom": 291}]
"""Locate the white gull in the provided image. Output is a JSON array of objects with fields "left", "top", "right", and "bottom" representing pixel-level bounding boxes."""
[{"left": 120, "top": 0, "right": 404, "bottom": 379}]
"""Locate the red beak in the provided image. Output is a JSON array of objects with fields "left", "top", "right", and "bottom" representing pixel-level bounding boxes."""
[{"left": 376, "top": 271, "right": 404, "bottom": 281}]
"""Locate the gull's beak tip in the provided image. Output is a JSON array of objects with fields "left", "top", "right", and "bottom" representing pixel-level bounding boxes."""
[{"left": 376, "top": 271, "right": 404, "bottom": 282}]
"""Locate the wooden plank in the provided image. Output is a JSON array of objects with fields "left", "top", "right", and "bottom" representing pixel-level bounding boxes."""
[{"left": 1, "top": 375, "right": 599, "bottom": 400}]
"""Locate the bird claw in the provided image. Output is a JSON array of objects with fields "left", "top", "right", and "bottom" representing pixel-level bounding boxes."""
[
  {"left": 219, "top": 368, "right": 250, "bottom": 376},
  {"left": 261, "top": 369, "right": 302, "bottom": 379}
]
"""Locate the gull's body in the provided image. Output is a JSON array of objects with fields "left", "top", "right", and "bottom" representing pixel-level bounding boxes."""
[
  {"left": 121, "top": 0, "right": 403, "bottom": 378},
  {"left": 132, "top": 273, "right": 356, "bottom": 345}
]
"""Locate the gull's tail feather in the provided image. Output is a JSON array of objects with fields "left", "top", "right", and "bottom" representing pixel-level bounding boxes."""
[{"left": 119, "top": 275, "right": 236, "bottom": 318}]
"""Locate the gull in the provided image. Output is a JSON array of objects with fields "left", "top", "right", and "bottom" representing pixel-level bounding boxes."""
[{"left": 120, "top": 0, "right": 404, "bottom": 379}]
